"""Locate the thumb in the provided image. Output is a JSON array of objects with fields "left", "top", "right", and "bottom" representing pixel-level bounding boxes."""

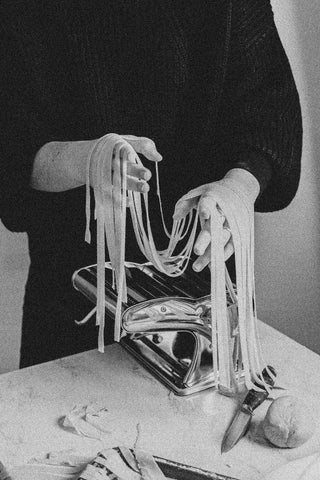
[{"left": 121, "top": 135, "right": 163, "bottom": 162}]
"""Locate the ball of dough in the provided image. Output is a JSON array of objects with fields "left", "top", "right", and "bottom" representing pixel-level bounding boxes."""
[{"left": 262, "top": 395, "right": 315, "bottom": 448}]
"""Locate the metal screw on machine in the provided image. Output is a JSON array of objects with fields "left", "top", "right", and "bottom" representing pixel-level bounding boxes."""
[{"left": 152, "top": 334, "right": 163, "bottom": 344}]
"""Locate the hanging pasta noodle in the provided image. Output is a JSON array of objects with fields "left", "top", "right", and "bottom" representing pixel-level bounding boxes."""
[{"left": 83, "top": 133, "right": 272, "bottom": 392}]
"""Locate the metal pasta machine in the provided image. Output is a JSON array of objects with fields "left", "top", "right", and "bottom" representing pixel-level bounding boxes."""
[{"left": 72, "top": 263, "right": 240, "bottom": 396}]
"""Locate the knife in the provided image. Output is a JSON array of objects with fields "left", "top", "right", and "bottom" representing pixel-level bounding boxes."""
[
  {"left": 221, "top": 365, "right": 276, "bottom": 453},
  {"left": 0, "top": 461, "right": 12, "bottom": 480}
]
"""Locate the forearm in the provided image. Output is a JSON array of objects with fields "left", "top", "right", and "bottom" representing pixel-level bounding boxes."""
[
  {"left": 218, "top": 0, "right": 301, "bottom": 211},
  {"left": 30, "top": 140, "right": 95, "bottom": 192}
]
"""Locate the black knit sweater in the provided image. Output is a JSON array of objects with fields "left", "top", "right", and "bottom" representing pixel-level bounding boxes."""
[{"left": 0, "top": 0, "right": 302, "bottom": 365}]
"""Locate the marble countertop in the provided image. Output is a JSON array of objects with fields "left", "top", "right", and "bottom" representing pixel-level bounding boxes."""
[{"left": 0, "top": 321, "right": 319, "bottom": 480}]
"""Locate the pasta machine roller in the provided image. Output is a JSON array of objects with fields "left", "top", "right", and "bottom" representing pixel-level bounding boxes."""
[{"left": 72, "top": 263, "right": 240, "bottom": 396}]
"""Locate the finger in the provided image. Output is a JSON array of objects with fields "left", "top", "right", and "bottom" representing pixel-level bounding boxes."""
[
  {"left": 126, "top": 163, "right": 152, "bottom": 181},
  {"left": 192, "top": 245, "right": 211, "bottom": 272},
  {"left": 198, "top": 195, "right": 214, "bottom": 221},
  {"left": 194, "top": 220, "right": 211, "bottom": 256},
  {"left": 193, "top": 240, "right": 234, "bottom": 272},
  {"left": 173, "top": 197, "right": 198, "bottom": 220},
  {"left": 224, "top": 239, "right": 234, "bottom": 260},
  {"left": 194, "top": 221, "right": 231, "bottom": 256},
  {"left": 199, "top": 206, "right": 211, "bottom": 222},
  {"left": 114, "top": 143, "right": 136, "bottom": 166},
  {"left": 199, "top": 196, "right": 226, "bottom": 224},
  {"left": 122, "top": 135, "right": 163, "bottom": 162},
  {"left": 113, "top": 145, "right": 151, "bottom": 179},
  {"left": 126, "top": 175, "right": 150, "bottom": 193},
  {"left": 193, "top": 227, "right": 232, "bottom": 270}
]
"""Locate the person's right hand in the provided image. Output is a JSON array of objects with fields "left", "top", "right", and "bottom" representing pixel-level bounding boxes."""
[
  {"left": 111, "top": 134, "right": 163, "bottom": 194},
  {"left": 31, "top": 134, "right": 162, "bottom": 193}
]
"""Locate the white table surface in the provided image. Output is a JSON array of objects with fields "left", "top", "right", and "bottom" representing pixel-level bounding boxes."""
[{"left": 0, "top": 321, "right": 319, "bottom": 480}]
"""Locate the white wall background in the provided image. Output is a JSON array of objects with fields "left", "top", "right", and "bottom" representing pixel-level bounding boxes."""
[
  {"left": 255, "top": 0, "right": 320, "bottom": 353},
  {"left": 0, "top": 0, "right": 319, "bottom": 373}
]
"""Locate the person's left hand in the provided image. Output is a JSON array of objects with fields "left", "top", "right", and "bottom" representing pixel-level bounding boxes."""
[{"left": 173, "top": 168, "right": 260, "bottom": 272}]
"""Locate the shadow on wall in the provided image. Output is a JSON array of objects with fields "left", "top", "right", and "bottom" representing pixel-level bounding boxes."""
[{"left": 255, "top": 0, "right": 320, "bottom": 353}]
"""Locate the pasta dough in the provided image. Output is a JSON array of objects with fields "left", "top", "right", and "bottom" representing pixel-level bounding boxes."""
[{"left": 263, "top": 396, "right": 315, "bottom": 448}]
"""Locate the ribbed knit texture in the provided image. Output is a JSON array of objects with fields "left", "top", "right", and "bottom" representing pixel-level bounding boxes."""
[{"left": 0, "top": 0, "right": 302, "bottom": 365}]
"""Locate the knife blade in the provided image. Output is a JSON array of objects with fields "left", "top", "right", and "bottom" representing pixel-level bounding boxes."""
[
  {"left": 0, "top": 461, "right": 12, "bottom": 480},
  {"left": 221, "top": 365, "right": 276, "bottom": 453}
]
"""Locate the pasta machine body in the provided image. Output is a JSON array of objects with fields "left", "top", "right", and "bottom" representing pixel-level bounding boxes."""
[{"left": 72, "top": 263, "right": 241, "bottom": 396}]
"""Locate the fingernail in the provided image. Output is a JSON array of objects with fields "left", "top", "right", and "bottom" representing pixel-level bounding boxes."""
[{"left": 193, "top": 263, "right": 201, "bottom": 272}]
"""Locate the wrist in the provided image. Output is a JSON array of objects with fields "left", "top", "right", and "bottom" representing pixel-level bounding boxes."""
[
  {"left": 61, "top": 139, "right": 97, "bottom": 187},
  {"left": 223, "top": 168, "right": 260, "bottom": 203}
]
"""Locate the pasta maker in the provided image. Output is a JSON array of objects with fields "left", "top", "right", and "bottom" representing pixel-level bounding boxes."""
[{"left": 72, "top": 263, "right": 240, "bottom": 396}]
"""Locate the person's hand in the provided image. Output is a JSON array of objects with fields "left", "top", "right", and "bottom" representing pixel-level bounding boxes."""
[
  {"left": 193, "top": 169, "right": 260, "bottom": 271},
  {"left": 173, "top": 168, "right": 260, "bottom": 272},
  {"left": 113, "top": 134, "right": 162, "bottom": 194},
  {"left": 31, "top": 134, "right": 162, "bottom": 193}
]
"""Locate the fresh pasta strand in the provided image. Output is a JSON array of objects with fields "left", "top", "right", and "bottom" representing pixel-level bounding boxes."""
[{"left": 84, "top": 134, "right": 268, "bottom": 391}]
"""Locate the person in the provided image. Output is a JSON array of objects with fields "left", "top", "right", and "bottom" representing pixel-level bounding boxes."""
[{"left": 0, "top": 0, "right": 302, "bottom": 368}]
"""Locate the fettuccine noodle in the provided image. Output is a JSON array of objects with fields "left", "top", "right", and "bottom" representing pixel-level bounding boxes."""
[{"left": 83, "top": 133, "right": 270, "bottom": 391}]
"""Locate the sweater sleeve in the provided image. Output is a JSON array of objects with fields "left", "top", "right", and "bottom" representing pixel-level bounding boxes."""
[
  {"left": 0, "top": 24, "right": 57, "bottom": 232},
  {"left": 217, "top": 0, "right": 302, "bottom": 212}
]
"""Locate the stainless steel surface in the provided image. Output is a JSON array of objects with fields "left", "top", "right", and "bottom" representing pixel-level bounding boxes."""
[{"left": 73, "top": 263, "right": 241, "bottom": 396}]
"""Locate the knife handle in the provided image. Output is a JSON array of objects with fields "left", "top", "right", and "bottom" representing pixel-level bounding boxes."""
[{"left": 243, "top": 365, "right": 276, "bottom": 412}]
